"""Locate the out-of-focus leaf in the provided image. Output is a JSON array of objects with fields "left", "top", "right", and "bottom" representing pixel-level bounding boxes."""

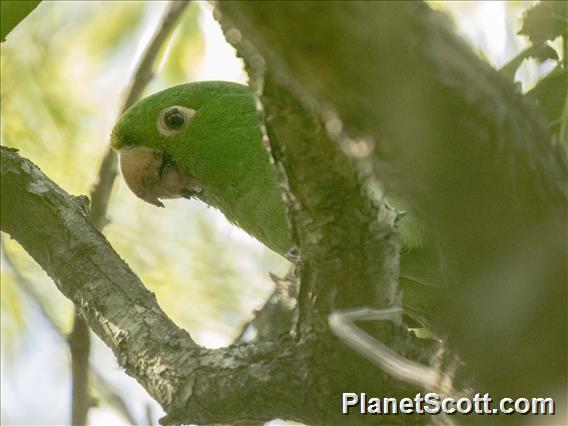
[
  {"left": 0, "top": 0, "right": 41, "bottom": 41},
  {"left": 1, "top": 239, "right": 74, "bottom": 333},
  {"left": 82, "top": 2, "right": 146, "bottom": 59},
  {"left": 399, "top": 277, "right": 444, "bottom": 330},
  {"left": 160, "top": 3, "right": 204, "bottom": 84},
  {"left": 518, "top": 1, "right": 567, "bottom": 45},
  {"left": 531, "top": 43, "right": 561, "bottom": 62},
  {"left": 500, "top": 42, "right": 559, "bottom": 80},
  {"left": 0, "top": 270, "right": 25, "bottom": 341},
  {"left": 526, "top": 65, "right": 568, "bottom": 138}
]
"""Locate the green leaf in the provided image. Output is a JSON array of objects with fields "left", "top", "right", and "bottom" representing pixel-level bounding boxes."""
[
  {"left": 526, "top": 65, "right": 568, "bottom": 137},
  {"left": 0, "top": 0, "right": 41, "bottom": 42},
  {"left": 532, "top": 43, "right": 560, "bottom": 62},
  {"left": 399, "top": 276, "right": 445, "bottom": 330},
  {"left": 518, "top": 1, "right": 568, "bottom": 45},
  {"left": 500, "top": 42, "right": 559, "bottom": 80}
]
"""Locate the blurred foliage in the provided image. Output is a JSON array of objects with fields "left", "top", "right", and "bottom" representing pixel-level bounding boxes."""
[
  {"left": 429, "top": 1, "right": 531, "bottom": 66},
  {"left": 0, "top": 260, "right": 25, "bottom": 349},
  {"left": 499, "top": 42, "right": 558, "bottom": 79},
  {"left": 82, "top": 2, "right": 146, "bottom": 60},
  {"left": 526, "top": 65, "right": 568, "bottom": 144},
  {"left": 514, "top": 0, "right": 567, "bottom": 144},
  {"left": 1, "top": 0, "right": 283, "bottom": 358},
  {"left": 518, "top": 1, "right": 568, "bottom": 45},
  {"left": 160, "top": 5, "right": 204, "bottom": 84},
  {"left": 1, "top": 238, "right": 72, "bottom": 346},
  {"left": 452, "top": 0, "right": 567, "bottom": 145},
  {"left": 519, "top": 2, "right": 568, "bottom": 148},
  {"left": 0, "top": 0, "right": 41, "bottom": 41}
]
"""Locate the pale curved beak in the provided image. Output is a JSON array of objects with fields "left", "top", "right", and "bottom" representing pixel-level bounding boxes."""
[{"left": 118, "top": 146, "right": 202, "bottom": 207}]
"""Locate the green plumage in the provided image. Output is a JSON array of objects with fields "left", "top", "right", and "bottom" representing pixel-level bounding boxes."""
[
  {"left": 112, "top": 81, "right": 292, "bottom": 255},
  {"left": 112, "top": 81, "right": 444, "bottom": 328}
]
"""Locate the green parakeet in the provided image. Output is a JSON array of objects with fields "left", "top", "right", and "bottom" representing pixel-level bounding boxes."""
[{"left": 111, "top": 81, "right": 443, "bottom": 327}]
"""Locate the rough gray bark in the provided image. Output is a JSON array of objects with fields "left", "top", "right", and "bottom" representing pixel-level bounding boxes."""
[
  {"left": 1, "top": 147, "right": 192, "bottom": 412},
  {"left": 261, "top": 76, "right": 401, "bottom": 332}
]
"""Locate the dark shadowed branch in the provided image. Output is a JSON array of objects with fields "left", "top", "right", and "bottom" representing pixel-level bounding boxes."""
[{"left": 217, "top": 0, "right": 567, "bottom": 404}]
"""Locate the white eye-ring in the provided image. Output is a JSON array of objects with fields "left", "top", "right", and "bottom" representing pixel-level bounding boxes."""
[{"left": 157, "top": 105, "right": 195, "bottom": 136}]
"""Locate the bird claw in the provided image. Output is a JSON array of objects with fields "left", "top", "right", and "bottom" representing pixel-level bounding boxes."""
[{"left": 181, "top": 185, "right": 202, "bottom": 199}]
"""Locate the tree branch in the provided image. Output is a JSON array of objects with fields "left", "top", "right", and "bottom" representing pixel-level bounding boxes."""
[
  {"left": 1, "top": 145, "right": 195, "bottom": 415},
  {"left": 234, "top": 270, "right": 298, "bottom": 343},
  {"left": 1, "top": 238, "right": 140, "bottom": 425},
  {"left": 1, "top": 138, "right": 431, "bottom": 426},
  {"left": 217, "top": 0, "right": 567, "bottom": 400},
  {"left": 69, "top": 315, "right": 91, "bottom": 425},
  {"left": 259, "top": 76, "right": 401, "bottom": 334}
]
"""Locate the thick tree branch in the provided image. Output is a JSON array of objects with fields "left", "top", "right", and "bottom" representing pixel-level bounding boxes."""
[
  {"left": 1, "top": 145, "right": 193, "bottom": 411},
  {"left": 260, "top": 77, "right": 401, "bottom": 332},
  {"left": 2, "top": 147, "right": 433, "bottom": 425}
]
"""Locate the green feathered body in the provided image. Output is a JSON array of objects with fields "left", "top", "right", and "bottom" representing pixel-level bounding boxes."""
[{"left": 112, "top": 81, "right": 444, "bottom": 328}]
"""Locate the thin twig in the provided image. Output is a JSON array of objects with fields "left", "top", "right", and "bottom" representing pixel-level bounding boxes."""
[
  {"left": 89, "top": 0, "right": 191, "bottom": 230},
  {"left": 70, "top": 2, "right": 190, "bottom": 425},
  {"left": 69, "top": 315, "right": 91, "bottom": 426},
  {"left": 328, "top": 307, "right": 452, "bottom": 393},
  {"left": 91, "top": 369, "right": 140, "bottom": 425},
  {"left": 1, "top": 238, "right": 65, "bottom": 337}
]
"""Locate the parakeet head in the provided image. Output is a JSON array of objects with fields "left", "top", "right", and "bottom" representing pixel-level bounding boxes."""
[
  {"left": 111, "top": 80, "right": 294, "bottom": 255},
  {"left": 111, "top": 81, "right": 262, "bottom": 208}
]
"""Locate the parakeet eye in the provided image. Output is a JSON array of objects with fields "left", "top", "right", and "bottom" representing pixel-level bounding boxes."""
[
  {"left": 158, "top": 105, "right": 194, "bottom": 136},
  {"left": 165, "top": 111, "right": 184, "bottom": 129}
]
